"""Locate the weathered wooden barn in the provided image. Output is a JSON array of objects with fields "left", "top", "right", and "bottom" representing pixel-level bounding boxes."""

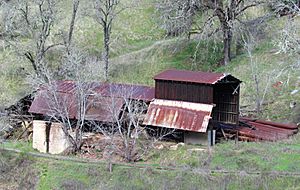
[
  {"left": 153, "top": 69, "right": 241, "bottom": 125},
  {"left": 26, "top": 69, "right": 297, "bottom": 151},
  {"left": 27, "top": 70, "right": 243, "bottom": 148},
  {"left": 143, "top": 69, "right": 242, "bottom": 144}
]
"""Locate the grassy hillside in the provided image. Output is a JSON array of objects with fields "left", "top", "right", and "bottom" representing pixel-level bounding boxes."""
[
  {"left": 0, "top": 0, "right": 299, "bottom": 123},
  {"left": 1, "top": 140, "right": 300, "bottom": 189},
  {"left": 0, "top": 1, "right": 300, "bottom": 189}
]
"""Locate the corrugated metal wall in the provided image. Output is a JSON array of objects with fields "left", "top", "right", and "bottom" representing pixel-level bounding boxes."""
[{"left": 155, "top": 80, "right": 214, "bottom": 104}]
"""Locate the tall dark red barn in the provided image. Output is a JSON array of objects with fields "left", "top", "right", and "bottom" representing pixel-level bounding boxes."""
[{"left": 154, "top": 69, "right": 241, "bottom": 125}]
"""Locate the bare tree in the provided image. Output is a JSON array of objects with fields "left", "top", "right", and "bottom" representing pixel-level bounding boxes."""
[
  {"left": 271, "top": 0, "right": 300, "bottom": 16},
  {"left": 273, "top": 0, "right": 300, "bottom": 54},
  {"left": 89, "top": 85, "right": 175, "bottom": 163},
  {"left": 243, "top": 36, "right": 271, "bottom": 114},
  {"left": 2, "top": 0, "right": 81, "bottom": 81},
  {"left": 28, "top": 47, "right": 102, "bottom": 153},
  {"left": 93, "top": 0, "right": 126, "bottom": 81},
  {"left": 241, "top": 15, "right": 300, "bottom": 116},
  {"left": 2, "top": 0, "right": 60, "bottom": 80},
  {"left": 89, "top": 85, "right": 149, "bottom": 162},
  {"left": 157, "top": 0, "right": 198, "bottom": 37},
  {"left": 65, "top": 0, "right": 80, "bottom": 53},
  {"left": 158, "top": 0, "right": 266, "bottom": 65}
]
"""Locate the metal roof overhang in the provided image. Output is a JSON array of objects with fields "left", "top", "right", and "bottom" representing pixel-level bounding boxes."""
[{"left": 143, "top": 99, "right": 213, "bottom": 132}]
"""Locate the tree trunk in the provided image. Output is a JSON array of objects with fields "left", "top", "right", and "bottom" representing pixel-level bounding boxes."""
[
  {"left": 67, "top": 0, "right": 80, "bottom": 50},
  {"left": 236, "top": 34, "right": 243, "bottom": 56},
  {"left": 24, "top": 52, "right": 39, "bottom": 75},
  {"left": 222, "top": 26, "right": 232, "bottom": 66},
  {"left": 103, "top": 27, "right": 110, "bottom": 81}
]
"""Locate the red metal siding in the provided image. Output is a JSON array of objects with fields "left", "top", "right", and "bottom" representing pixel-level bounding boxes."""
[{"left": 155, "top": 80, "right": 214, "bottom": 104}]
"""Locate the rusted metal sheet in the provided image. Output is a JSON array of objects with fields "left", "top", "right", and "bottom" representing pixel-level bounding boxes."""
[
  {"left": 85, "top": 96, "right": 124, "bottom": 122},
  {"left": 29, "top": 90, "right": 78, "bottom": 119},
  {"left": 240, "top": 117, "right": 298, "bottom": 130},
  {"left": 29, "top": 90, "right": 124, "bottom": 122},
  {"left": 143, "top": 99, "right": 213, "bottom": 132},
  {"left": 154, "top": 69, "right": 236, "bottom": 84},
  {"left": 99, "top": 83, "right": 155, "bottom": 102},
  {"left": 222, "top": 118, "right": 298, "bottom": 142},
  {"left": 29, "top": 80, "right": 154, "bottom": 122},
  {"left": 45, "top": 81, "right": 155, "bottom": 102}
]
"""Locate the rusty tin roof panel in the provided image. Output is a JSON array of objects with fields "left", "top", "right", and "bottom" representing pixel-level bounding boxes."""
[
  {"left": 143, "top": 99, "right": 213, "bottom": 132},
  {"left": 154, "top": 69, "right": 232, "bottom": 84},
  {"left": 29, "top": 90, "right": 124, "bottom": 122},
  {"left": 99, "top": 83, "right": 155, "bottom": 102},
  {"left": 236, "top": 118, "right": 298, "bottom": 141},
  {"left": 29, "top": 90, "right": 77, "bottom": 119},
  {"left": 85, "top": 96, "right": 124, "bottom": 122},
  {"left": 42, "top": 81, "right": 155, "bottom": 102}
]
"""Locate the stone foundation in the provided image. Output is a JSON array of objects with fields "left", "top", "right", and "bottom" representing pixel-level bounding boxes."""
[{"left": 32, "top": 120, "right": 71, "bottom": 154}]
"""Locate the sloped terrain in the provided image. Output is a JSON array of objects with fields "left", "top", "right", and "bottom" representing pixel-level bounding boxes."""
[{"left": 0, "top": 0, "right": 300, "bottom": 189}]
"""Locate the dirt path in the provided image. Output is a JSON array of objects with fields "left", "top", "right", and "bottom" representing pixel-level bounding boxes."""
[{"left": 110, "top": 38, "right": 185, "bottom": 67}]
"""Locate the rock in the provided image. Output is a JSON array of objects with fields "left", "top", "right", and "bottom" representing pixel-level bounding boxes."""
[
  {"left": 291, "top": 89, "right": 299, "bottom": 95},
  {"left": 169, "top": 143, "right": 185, "bottom": 150},
  {"left": 187, "top": 148, "right": 206, "bottom": 153},
  {"left": 169, "top": 144, "right": 178, "bottom": 150},
  {"left": 178, "top": 142, "right": 185, "bottom": 147},
  {"left": 154, "top": 144, "right": 164, "bottom": 150}
]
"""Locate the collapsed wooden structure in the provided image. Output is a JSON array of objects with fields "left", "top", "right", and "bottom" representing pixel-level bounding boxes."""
[{"left": 6, "top": 69, "right": 298, "bottom": 151}]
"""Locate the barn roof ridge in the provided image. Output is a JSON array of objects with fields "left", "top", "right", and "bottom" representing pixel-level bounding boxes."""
[{"left": 154, "top": 69, "right": 240, "bottom": 84}]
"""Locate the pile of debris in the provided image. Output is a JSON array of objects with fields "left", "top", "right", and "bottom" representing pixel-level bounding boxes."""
[
  {"left": 1, "top": 94, "right": 34, "bottom": 140},
  {"left": 221, "top": 117, "right": 299, "bottom": 142}
]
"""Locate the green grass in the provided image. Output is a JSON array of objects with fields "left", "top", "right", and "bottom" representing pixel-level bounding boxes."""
[
  {"left": 144, "top": 134, "right": 300, "bottom": 173},
  {"left": 1, "top": 140, "right": 36, "bottom": 152},
  {"left": 74, "top": 0, "right": 163, "bottom": 57},
  {"left": 110, "top": 40, "right": 223, "bottom": 85},
  {"left": 1, "top": 134, "right": 300, "bottom": 189},
  {"left": 0, "top": 48, "right": 30, "bottom": 107},
  {"left": 1, "top": 149, "right": 300, "bottom": 189},
  {"left": 36, "top": 159, "right": 94, "bottom": 189}
]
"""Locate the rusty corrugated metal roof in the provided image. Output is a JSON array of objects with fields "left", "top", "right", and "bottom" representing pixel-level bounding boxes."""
[
  {"left": 29, "top": 81, "right": 155, "bottom": 122},
  {"left": 154, "top": 69, "right": 239, "bottom": 84},
  {"left": 98, "top": 83, "right": 155, "bottom": 102},
  {"left": 143, "top": 99, "right": 213, "bottom": 132},
  {"left": 222, "top": 118, "right": 298, "bottom": 142},
  {"left": 48, "top": 81, "right": 155, "bottom": 101},
  {"left": 84, "top": 96, "right": 124, "bottom": 122},
  {"left": 29, "top": 90, "right": 124, "bottom": 122}
]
